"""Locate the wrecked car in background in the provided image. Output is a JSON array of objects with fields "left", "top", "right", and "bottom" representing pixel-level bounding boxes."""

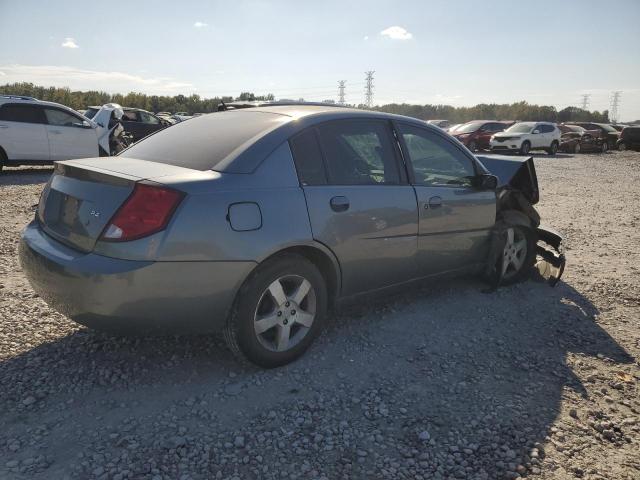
[
  {"left": 20, "top": 105, "right": 564, "bottom": 368},
  {"left": 558, "top": 124, "right": 607, "bottom": 153}
]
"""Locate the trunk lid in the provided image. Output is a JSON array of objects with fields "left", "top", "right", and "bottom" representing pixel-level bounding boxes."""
[{"left": 37, "top": 157, "right": 191, "bottom": 252}]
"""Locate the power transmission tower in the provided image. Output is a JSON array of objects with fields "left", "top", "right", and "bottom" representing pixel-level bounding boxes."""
[
  {"left": 364, "top": 71, "right": 375, "bottom": 108},
  {"left": 338, "top": 80, "right": 346, "bottom": 105},
  {"left": 580, "top": 94, "right": 591, "bottom": 110},
  {"left": 609, "top": 91, "right": 622, "bottom": 123}
]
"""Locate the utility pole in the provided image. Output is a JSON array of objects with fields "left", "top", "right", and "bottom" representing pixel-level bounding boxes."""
[
  {"left": 580, "top": 93, "right": 591, "bottom": 110},
  {"left": 338, "top": 80, "right": 346, "bottom": 105},
  {"left": 364, "top": 71, "right": 375, "bottom": 108},
  {"left": 609, "top": 91, "right": 622, "bottom": 123}
]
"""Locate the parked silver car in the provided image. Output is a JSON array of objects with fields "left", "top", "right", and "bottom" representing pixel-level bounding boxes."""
[{"left": 20, "top": 105, "right": 564, "bottom": 367}]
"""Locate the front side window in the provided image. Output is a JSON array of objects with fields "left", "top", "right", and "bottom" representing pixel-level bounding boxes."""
[
  {"left": 139, "top": 111, "right": 160, "bottom": 125},
  {"left": 44, "top": 108, "right": 81, "bottom": 127},
  {"left": 317, "top": 120, "right": 400, "bottom": 185},
  {"left": 506, "top": 123, "right": 535, "bottom": 134},
  {"left": 398, "top": 124, "right": 476, "bottom": 187},
  {"left": 0, "top": 103, "right": 45, "bottom": 124},
  {"left": 122, "top": 110, "right": 140, "bottom": 122}
]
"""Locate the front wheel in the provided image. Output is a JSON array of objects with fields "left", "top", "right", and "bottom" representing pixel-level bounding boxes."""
[
  {"left": 573, "top": 142, "right": 581, "bottom": 154},
  {"left": 224, "top": 254, "right": 327, "bottom": 368},
  {"left": 499, "top": 225, "right": 537, "bottom": 285},
  {"left": 520, "top": 141, "right": 531, "bottom": 155},
  {"left": 601, "top": 142, "right": 609, "bottom": 153},
  {"left": 467, "top": 140, "right": 477, "bottom": 152},
  {"left": 547, "top": 141, "right": 559, "bottom": 155},
  {"left": 618, "top": 142, "right": 626, "bottom": 151}
]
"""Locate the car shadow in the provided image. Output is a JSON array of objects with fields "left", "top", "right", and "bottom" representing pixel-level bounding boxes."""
[
  {"left": 0, "top": 167, "right": 53, "bottom": 186},
  {"left": 0, "top": 274, "right": 634, "bottom": 478}
]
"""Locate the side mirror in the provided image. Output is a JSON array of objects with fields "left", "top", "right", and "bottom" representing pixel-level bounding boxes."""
[
  {"left": 532, "top": 129, "right": 540, "bottom": 134},
  {"left": 73, "top": 120, "right": 92, "bottom": 129},
  {"left": 474, "top": 174, "right": 498, "bottom": 190}
]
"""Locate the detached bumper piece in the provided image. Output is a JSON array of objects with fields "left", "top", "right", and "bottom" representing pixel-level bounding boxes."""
[{"left": 535, "top": 226, "right": 566, "bottom": 287}]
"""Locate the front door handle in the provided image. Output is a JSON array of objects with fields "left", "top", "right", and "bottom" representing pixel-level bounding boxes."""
[
  {"left": 330, "top": 196, "right": 350, "bottom": 212},
  {"left": 427, "top": 196, "right": 443, "bottom": 209}
]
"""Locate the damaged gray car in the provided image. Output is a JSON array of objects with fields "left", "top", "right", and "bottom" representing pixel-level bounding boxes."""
[{"left": 19, "top": 105, "right": 565, "bottom": 368}]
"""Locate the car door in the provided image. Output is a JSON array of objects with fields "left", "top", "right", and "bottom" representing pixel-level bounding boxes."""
[
  {"left": 0, "top": 103, "right": 49, "bottom": 161},
  {"left": 43, "top": 107, "right": 98, "bottom": 160},
  {"left": 137, "top": 111, "right": 164, "bottom": 139},
  {"left": 395, "top": 123, "right": 496, "bottom": 275},
  {"left": 121, "top": 110, "right": 144, "bottom": 141},
  {"left": 289, "top": 120, "right": 419, "bottom": 296}
]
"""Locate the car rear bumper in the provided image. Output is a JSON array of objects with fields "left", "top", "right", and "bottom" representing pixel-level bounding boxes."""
[{"left": 19, "top": 220, "right": 256, "bottom": 334}]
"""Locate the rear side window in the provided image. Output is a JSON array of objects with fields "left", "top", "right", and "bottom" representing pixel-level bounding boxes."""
[
  {"left": 120, "top": 110, "right": 289, "bottom": 171},
  {"left": 316, "top": 120, "right": 400, "bottom": 185},
  {"left": 289, "top": 129, "right": 327, "bottom": 185},
  {"left": 0, "top": 103, "right": 45, "bottom": 124}
]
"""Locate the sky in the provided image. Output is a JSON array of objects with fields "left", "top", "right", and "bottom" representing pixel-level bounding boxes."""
[{"left": 1, "top": 0, "right": 639, "bottom": 120}]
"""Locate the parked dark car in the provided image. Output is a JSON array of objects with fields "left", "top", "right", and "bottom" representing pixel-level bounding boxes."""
[
  {"left": 19, "top": 105, "right": 565, "bottom": 367},
  {"left": 120, "top": 108, "right": 171, "bottom": 142},
  {"left": 563, "top": 122, "right": 620, "bottom": 151},
  {"left": 558, "top": 125, "right": 606, "bottom": 153},
  {"left": 451, "top": 121, "right": 513, "bottom": 151},
  {"left": 617, "top": 126, "right": 640, "bottom": 151},
  {"left": 611, "top": 124, "right": 629, "bottom": 132}
]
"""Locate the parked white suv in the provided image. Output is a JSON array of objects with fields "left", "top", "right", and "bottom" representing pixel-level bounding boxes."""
[
  {"left": 490, "top": 122, "right": 561, "bottom": 155},
  {"left": 0, "top": 95, "right": 102, "bottom": 172}
]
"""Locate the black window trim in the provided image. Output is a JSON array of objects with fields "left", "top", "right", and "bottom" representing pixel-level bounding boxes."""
[
  {"left": 392, "top": 120, "right": 481, "bottom": 188},
  {"left": 289, "top": 118, "right": 409, "bottom": 187}
]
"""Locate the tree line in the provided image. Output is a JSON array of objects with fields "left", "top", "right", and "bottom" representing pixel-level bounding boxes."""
[{"left": 1, "top": 82, "right": 610, "bottom": 123}]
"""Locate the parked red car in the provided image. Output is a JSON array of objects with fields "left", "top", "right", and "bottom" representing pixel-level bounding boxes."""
[{"left": 451, "top": 120, "right": 514, "bottom": 151}]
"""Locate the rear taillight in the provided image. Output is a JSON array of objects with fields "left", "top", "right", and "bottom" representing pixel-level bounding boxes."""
[{"left": 100, "top": 183, "right": 184, "bottom": 242}]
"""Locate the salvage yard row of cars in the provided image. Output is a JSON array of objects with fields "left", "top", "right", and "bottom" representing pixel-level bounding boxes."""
[{"left": 1, "top": 94, "right": 638, "bottom": 171}]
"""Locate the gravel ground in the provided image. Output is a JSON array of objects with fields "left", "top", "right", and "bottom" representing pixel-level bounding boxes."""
[{"left": 1, "top": 151, "right": 639, "bottom": 480}]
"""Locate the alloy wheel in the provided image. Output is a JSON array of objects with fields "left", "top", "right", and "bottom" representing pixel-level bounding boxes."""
[
  {"left": 574, "top": 143, "right": 581, "bottom": 154},
  {"left": 501, "top": 227, "right": 528, "bottom": 281},
  {"left": 253, "top": 275, "right": 316, "bottom": 352}
]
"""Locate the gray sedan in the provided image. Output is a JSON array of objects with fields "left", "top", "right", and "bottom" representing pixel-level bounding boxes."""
[{"left": 19, "top": 105, "right": 564, "bottom": 367}]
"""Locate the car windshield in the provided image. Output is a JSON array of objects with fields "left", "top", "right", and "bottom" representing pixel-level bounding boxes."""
[
  {"left": 454, "top": 122, "right": 484, "bottom": 133},
  {"left": 505, "top": 123, "right": 535, "bottom": 134},
  {"left": 83, "top": 107, "right": 99, "bottom": 119},
  {"left": 120, "top": 110, "right": 290, "bottom": 171},
  {"left": 597, "top": 124, "right": 617, "bottom": 133}
]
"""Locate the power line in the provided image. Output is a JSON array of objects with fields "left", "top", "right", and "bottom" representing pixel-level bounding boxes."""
[
  {"left": 364, "top": 71, "right": 375, "bottom": 108},
  {"left": 610, "top": 91, "right": 622, "bottom": 123},
  {"left": 580, "top": 93, "right": 591, "bottom": 110}
]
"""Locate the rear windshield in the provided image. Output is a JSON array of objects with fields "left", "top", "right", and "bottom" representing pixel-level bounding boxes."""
[{"left": 120, "top": 110, "right": 290, "bottom": 171}]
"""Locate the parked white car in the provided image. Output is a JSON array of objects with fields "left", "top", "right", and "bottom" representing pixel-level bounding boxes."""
[
  {"left": 490, "top": 122, "right": 561, "bottom": 155},
  {"left": 0, "top": 96, "right": 108, "bottom": 172}
]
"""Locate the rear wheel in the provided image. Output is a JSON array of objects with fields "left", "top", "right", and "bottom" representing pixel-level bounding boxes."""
[
  {"left": 224, "top": 254, "right": 327, "bottom": 368},
  {"left": 601, "top": 142, "right": 609, "bottom": 153},
  {"left": 547, "top": 141, "right": 559, "bottom": 155},
  {"left": 618, "top": 142, "right": 626, "bottom": 151},
  {"left": 467, "top": 140, "right": 477, "bottom": 152},
  {"left": 499, "top": 225, "right": 536, "bottom": 285},
  {"left": 573, "top": 142, "right": 581, "bottom": 154},
  {"left": 520, "top": 141, "right": 531, "bottom": 155}
]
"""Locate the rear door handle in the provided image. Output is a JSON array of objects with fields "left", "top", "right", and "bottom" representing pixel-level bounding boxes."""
[
  {"left": 330, "top": 196, "right": 349, "bottom": 212},
  {"left": 427, "top": 196, "right": 442, "bottom": 209}
]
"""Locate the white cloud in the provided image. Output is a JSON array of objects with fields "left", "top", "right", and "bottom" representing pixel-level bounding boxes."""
[
  {"left": 193, "top": 21, "right": 208, "bottom": 28},
  {"left": 380, "top": 26, "right": 413, "bottom": 40},
  {"left": 363, "top": 35, "right": 369, "bottom": 41},
  {"left": 0, "top": 64, "right": 194, "bottom": 95},
  {"left": 61, "top": 37, "right": 79, "bottom": 49}
]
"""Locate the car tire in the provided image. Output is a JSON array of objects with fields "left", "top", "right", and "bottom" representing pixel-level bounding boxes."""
[
  {"left": 618, "top": 142, "right": 626, "bottom": 151},
  {"left": 547, "top": 141, "right": 559, "bottom": 155},
  {"left": 223, "top": 253, "right": 327, "bottom": 368},
  {"left": 601, "top": 142, "right": 609, "bottom": 153},
  {"left": 498, "top": 224, "right": 537, "bottom": 285},
  {"left": 519, "top": 141, "right": 531, "bottom": 155},
  {"left": 0, "top": 149, "right": 6, "bottom": 174},
  {"left": 573, "top": 142, "right": 581, "bottom": 154},
  {"left": 467, "top": 140, "right": 477, "bottom": 152}
]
